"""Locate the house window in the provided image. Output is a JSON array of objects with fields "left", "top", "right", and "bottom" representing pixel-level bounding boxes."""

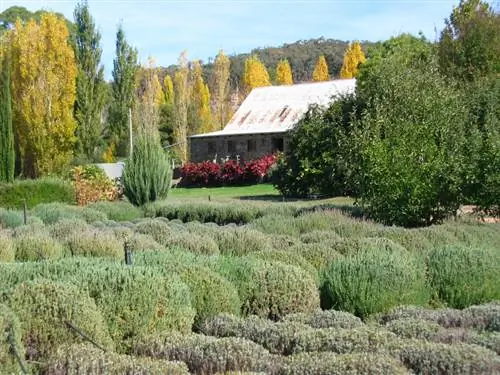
[
  {"left": 227, "top": 140, "right": 236, "bottom": 153},
  {"left": 272, "top": 137, "right": 284, "bottom": 152},
  {"left": 207, "top": 141, "right": 216, "bottom": 154},
  {"left": 247, "top": 139, "right": 257, "bottom": 152}
]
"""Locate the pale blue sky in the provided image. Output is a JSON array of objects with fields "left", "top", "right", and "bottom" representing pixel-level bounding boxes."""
[{"left": 0, "top": 0, "right": 460, "bottom": 78}]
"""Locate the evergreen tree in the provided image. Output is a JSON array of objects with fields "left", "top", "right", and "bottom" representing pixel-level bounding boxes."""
[
  {"left": 0, "top": 51, "right": 14, "bottom": 182},
  {"left": 159, "top": 74, "right": 175, "bottom": 147},
  {"left": 243, "top": 55, "right": 271, "bottom": 93},
  {"left": 173, "top": 51, "right": 189, "bottom": 162},
  {"left": 312, "top": 55, "right": 329, "bottom": 81},
  {"left": 73, "top": 0, "right": 107, "bottom": 161},
  {"left": 340, "top": 41, "right": 366, "bottom": 79},
  {"left": 109, "top": 25, "right": 138, "bottom": 157},
  {"left": 276, "top": 59, "right": 293, "bottom": 85}
]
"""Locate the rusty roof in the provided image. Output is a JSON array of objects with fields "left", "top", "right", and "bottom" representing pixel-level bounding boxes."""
[{"left": 191, "top": 79, "right": 356, "bottom": 138}]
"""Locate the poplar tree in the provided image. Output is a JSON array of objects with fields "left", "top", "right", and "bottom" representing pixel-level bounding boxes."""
[
  {"left": 211, "top": 50, "right": 231, "bottom": 130},
  {"left": 0, "top": 51, "right": 14, "bottom": 182},
  {"left": 73, "top": 0, "right": 107, "bottom": 161},
  {"left": 159, "top": 74, "right": 175, "bottom": 147},
  {"left": 188, "top": 60, "right": 212, "bottom": 135},
  {"left": 134, "top": 57, "right": 163, "bottom": 136},
  {"left": 173, "top": 51, "right": 189, "bottom": 162},
  {"left": 10, "top": 14, "right": 77, "bottom": 177},
  {"left": 109, "top": 25, "right": 138, "bottom": 157},
  {"left": 243, "top": 55, "right": 271, "bottom": 93},
  {"left": 340, "top": 41, "right": 366, "bottom": 79},
  {"left": 312, "top": 55, "right": 329, "bottom": 81},
  {"left": 276, "top": 59, "right": 293, "bottom": 85}
]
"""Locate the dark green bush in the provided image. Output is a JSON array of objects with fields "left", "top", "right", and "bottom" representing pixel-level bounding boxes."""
[
  {"left": 8, "top": 280, "right": 114, "bottom": 361},
  {"left": 396, "top": 340, "right": 500, "bottom": 374},
  {"left": 208, "top": 257, "right": 320, "bottom": 320},
  {"left": 385, "top": 318, "right": 442, "bottom": 340},
  {"left": 0, "top": 178, "right": 75, "bottom": 209},
  {"left": 122, "top": 134, "right": 173, "bottom": 206},
  {"left": 32, "top": 202, "right": 107, "bottom": 224},
  {"left": 322, "top": 249, "right": 429, "bottom": 317},
  {"left": 279, "top": 352, "right": 410, "bottom": 375},
  {"left": 427, "top": 246, "right": 500, "bottom": 308},
  {"left": 290, "top": 327, "right": 399, "bottom": 354},
  {"left": 88, "top": 201, "right": 143, "bottom": 221},
  {"left": 46, "top": 343, "right": 189, "bottom": 374},
  {"left": 0, "top": 304, "right": 26, "bottom": 374},
  {"left": 0, "top": 232, "right": 15, "bottom": 262},
  {"left": 283, "top": 309, "right": 364, "bottom": 329}
]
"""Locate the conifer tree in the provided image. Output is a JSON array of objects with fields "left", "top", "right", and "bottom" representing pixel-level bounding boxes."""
[
  {"left": 0, "top": 51, "right": 14, "bottom": 182},
  {"left": 340, "top": 41, "right": 366, "bottom": 79},
  {"left": 173, "top": 51, "right": 189, "bottom": 162},
  {"left": 159, "top": 74, "right": 175, "bottom": 147},
  {"left": 276, "top": 59, "right": 293, "bottom": 85},
  {"left": 10, "top": 14, "right": 77, "bottom": 177},
  {"left": 109, "top": 25, "right": 138, "bottom": 157},
  {"left": 211, "top": 50, "right": 231, "bottom": 130},
  {"left": 243, "top": 55, "right": 271, "bottom": 93},
  {"left": 312, "top": 55, "right": 329, "bottom": 81},
  {"left": 73, "top": 0, "right": 107, "bottom": 161}
]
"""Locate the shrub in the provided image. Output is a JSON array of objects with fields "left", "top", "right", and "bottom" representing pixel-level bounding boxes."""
[
  {"left": 0, "top": 232, "right": 15, "bottom": 262},
  {"left": 395, "top": 340, "right": 500, "bottom": 374},
  {"left": 134, "top": 333, "right": 277, "bottom": 374},
  {"left": 8, "top": 280, "right": 114, "bottom": 361},
  {"left": 427, "top": 246, "right": 500, "bottom": 308},
  {"left": 32, "top": 202, "right": 107, "bottom": 224},
  {"left": 0, "top": 304, "right": 26, "bottom": 374},
  {"left": 299, "top": 230, "right": 342, "bottom": 244},
  {"left": 211, "top": 228, "right": 272, "bottom": 256},
  {"left": 461, "top": 302, "right": 500, "bottom": 331},
  {"left": 469, "top": 332, "right": 500, "bottom": 355},
  {"left": 0, "top": 177, "right": 75, "bottom": 209},
  {"left": 122, "top": 134, "right": 173, "bottom": 206},
  {"left": 209, "top": 257, "right": 320, "bottom": 320},
  {"left": 247, "top": 250, "right": 318, "bottom": 282},
  {"left": 290, "top": 327, "right": 399, "bottom": 354},
  {"left": 386, "top": 318, "right": 442, "bottom": 340},
  {"left": 14, "top": 230, "right": 63, "bottom": 261},
  {"left": 201, "top": 314, "right": 311, "bottom": 355},
  {"left": 48, "top": 218, "right": 90, "bottom": 241},
  {"left": 125, "top": 232, "right": 164, "bottom": 252},
  {"left": 269, "top": 234, "right": 301, "bottom": 250},
  {"left": 46, "top": 343, "right": 189, "bottom": 375},
  {"left": 279, "top": 352, "right": 410, "bottom": 375},
  {"left": 164, "top": 232, "right": 220, "bottom": 255},
  {"left": 289, "top": 242, "right": 342, "bottom": 274},
  {"left": 283, "top": 309, "right": 364, "bottom": 329},
  {"left": 322, "top": 249, "right": 429, "bottom": 317},
  {"left": 180, "top": 160, "right": 221, "bottom": 186},
  {"left": 88, "top": 201, "right": 143, "bottom": 221},
  {"left": 0, "top": 208, "right": 24, "bottom": 229},
  {"left": 380, "top": 305, "right": 464, "bottom": 329},
  {"left": 65, "top": 229, "right": 122, "bottom": 259},
  {"left": 71, "top": 164, "right": 121, "bottom": 206},
  {"left": 134, "top": 219, "right": 173, "bottom": 245}
]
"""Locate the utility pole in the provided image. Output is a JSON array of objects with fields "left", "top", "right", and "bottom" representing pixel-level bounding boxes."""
[{"left": 128, "top": 107, "right": 133, "bottom": 157}]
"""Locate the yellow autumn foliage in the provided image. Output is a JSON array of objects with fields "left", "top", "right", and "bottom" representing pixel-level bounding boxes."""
[
  {"left": 340, "top": 41, "right": 366, "bottom": 79},
  {"left": 211, "top": 50, "right": 231, "bottom": 130},
  {"left": 243, "top": 55, "right": 271, "bottom": 93},
  {"left": 10, "top": 13, "right": 77, "bottom": 177},
  {"left": 276, "top": 59, "right": 293, "bottom": 85},
  {"left": 312, "top": 55, "right": 329, "bottom": 82}
]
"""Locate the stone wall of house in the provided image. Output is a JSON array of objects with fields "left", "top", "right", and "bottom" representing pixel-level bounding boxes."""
[{"left": 190, "top": 132, "right": 288, "bottom": 162}]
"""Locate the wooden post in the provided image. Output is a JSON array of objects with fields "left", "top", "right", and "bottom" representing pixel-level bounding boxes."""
[
  {"left": 22, "top": 199, "right": 27, "bottom": 225},
  {"left": 124, "top": 241, "right": 132, "bottom": 265}
]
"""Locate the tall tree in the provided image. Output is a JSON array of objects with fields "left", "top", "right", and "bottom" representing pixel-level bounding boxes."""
[
  {"left": 134, "top": 57, "right": 163, "bottom": 136},
  {"left": 73, "top": 0, "right": 107, "bottom": 161},
  {"left": 276, "top": 59, "right": 293, "bottom": 85},
  {"left": 0, "top": 50, "right": 14, "bottom": 182},
  {"left": 108, "top": 25, "right": 138, "bottom": 157},
  {"left": 188, "top": 60, "right": 212, "bottom": 135},
  {"left": 439, "top": 0, "right": 500, "bottom": 81},
  {"left": 340, "top": 41, "right": 366, "bottom": 79},
  {"left": 10, "top": 14, "right": 77, "bottom": 177},
  {"left": 173, "top": 51, "right": 189, "bottom": 162},
  {"left": 159, "top": 74, "right": 175, "bottom": 147},
  {"left": 211, "top": 50, "right": 231, "bottom": 130},
  {"left": 243, "top": 55, "right": 271, "bottom": 94},
  {"left": 312, "top": 55, "right": 329, "bottom": 81}
]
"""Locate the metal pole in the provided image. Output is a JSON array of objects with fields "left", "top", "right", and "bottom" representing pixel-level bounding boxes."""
[
  {"left": 23, "top": 199, "right": 27, "bottom": 225},
  {"left": 129, "top": 107, "right": 133, "bottom": 157}
]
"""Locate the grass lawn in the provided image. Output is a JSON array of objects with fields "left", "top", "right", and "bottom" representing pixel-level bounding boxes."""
[{"left": 169, "top": 183, "right": 280, "bottom": 200}]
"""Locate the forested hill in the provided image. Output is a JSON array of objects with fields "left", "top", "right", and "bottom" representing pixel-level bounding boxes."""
[{"left": 163, "top": 37, "right": 374, "bottom": 90}]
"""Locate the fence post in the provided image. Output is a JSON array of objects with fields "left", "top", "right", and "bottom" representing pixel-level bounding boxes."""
[
  {"left": 124, "top": 241, "right": 132, "bottom": 265},
  {"left": 23, "top": 199, "right": 27, "bottom": 225}
]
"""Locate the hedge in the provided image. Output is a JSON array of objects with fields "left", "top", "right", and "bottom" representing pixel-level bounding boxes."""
[
  {"left": 87, "top": 201, "right": 143, "bottom": 222},
  {"left": 427, "top": 246, "right": 500, "bottom": 308},
  {"left": 134, "top": 219, "right": 173, "bottom": 245},
  {"left": 14, "top": 228, "right": 64, "bottom": 261},
  {"left": 0, "top": 231, "right": 15, "bottom": 262},
  {"left": 46, "top": 343, "right": 189, "bottom": 375},
  {"left": 0, "top": 304, "right": 26, "bottom": 374},
  {"left": 32, "top": 202, "right": 107, "bottom": 224},
  {"left": 207, "top": 257, "right": 320, "bottom": 320},
  {"left": 247, "top": 250, "right": 318, "bottom": 282},
  {"left": 282, "top": 309, "right": 364, "bottom": 330},
  {"left": 322, "top": 248, "right": 429, "bottom": 317},
  {"left": 0, "top": 178, "right": 75, "bottom": 209},
  {"left": 8, "top": 280, "right": 114, "bottom": 362},
  {"left": 48, "top": 219, "right": 90, "bottom": 242},
  {"left": 279, "top": 352, "right": 410, "bottom": 375},
  {"left": 64, "top": 228, "right": 123, "bottom": 259},
  {"left": 385, "top": 318, "right": 442, "bottom": 340}
]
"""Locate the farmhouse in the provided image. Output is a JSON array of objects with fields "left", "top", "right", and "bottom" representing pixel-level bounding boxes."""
[{"left": 189, "top": 79, "right": 356, "bottom": 162}]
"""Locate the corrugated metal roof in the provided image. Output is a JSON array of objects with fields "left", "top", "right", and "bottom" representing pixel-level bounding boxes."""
[{"left": 191, "top": 79, "right": 356, "bottom": 138}]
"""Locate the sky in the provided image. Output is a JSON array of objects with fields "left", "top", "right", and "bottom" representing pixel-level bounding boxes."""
[{"left": 0, "top": 0, "right": 460, "bottom": 79}]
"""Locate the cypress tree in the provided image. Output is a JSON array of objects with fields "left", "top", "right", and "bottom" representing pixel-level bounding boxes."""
[{"left": 0, "top": 52, "right": 14, "bottom": 182}]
